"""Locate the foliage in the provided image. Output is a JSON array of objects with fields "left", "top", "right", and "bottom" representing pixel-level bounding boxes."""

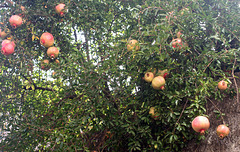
[{"left": 0, "top": 0, "right": 239, "bottom": 151}]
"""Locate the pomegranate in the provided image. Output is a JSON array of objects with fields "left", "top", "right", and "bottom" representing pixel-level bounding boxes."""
[
  {"left": 149, "top": 107, "right": 159, "bottom": 120},
  {"left": 216, "top": 124, "right": 230, "bottom": 139},
  {"left": 1, "top": 40, "right": 15, "bottom": 48},
  {"left": 171, "top": 38, "right": 183, "bottom": 49},
  {"left": 191, "top": 116, "right": 210, "bottom": 134},
  {"left": 176, "top": 31, "right": 182, "bottom": 38},
  {"left": 0, "top": 29, "right": 7, "bottom": 39},
  {"left": 144, "top": 72, "right": 154, "bottom": 83},
  {"left": 218, "top": 80, "right": 228, "bottom": 90},
  {"left": 152, "top": 76, "right": 165, "bottom": 90},
  {"left": 55, "top": 59, "right": 60, "bottom": 64},
  {"left": 41, "top": 59, "right": 50, "bottom": 70},
  {"left": 40, "top": 32, "right": 54, "bottom": 48},
  {"left": 9, "top": 15, "right": 23, "bottom": 28},
  {"left": 1, "top": 43, "right": 14, "bottom": 55},
  {"left": 163, "top": 73, "right": 168, "bottom": 79},
  {"left": 55, "top": 3, "right": 66, "bottom": 16},
  {"left": 127, "top": 39, "right": 140, "bottom": 51},
  {"left": 47, "top": 47, "right": 59, "bottom": 59}
]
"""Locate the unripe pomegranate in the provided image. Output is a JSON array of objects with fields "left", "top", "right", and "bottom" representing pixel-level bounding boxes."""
[
  {"left": 55, "top": 3, "right": 66, "bottom": 16},
  {"left": 40, "top": 32, "right": 54, "bottom": 48},
  {"left": 41, "top": 59, "right": 50, "bottom": 70},
  {"left": 1, "top": 43, "right": 14, "bottom": 55},
  {"left": 0, "top": 29, "right": 7, "bottom": 39},
  {"left": 9, "top": 15, "right": 23, "bottom": 28},
  {"left": 171, "top": 38, "right": 183, "bottom": 49},
  {"left": 218, "top": 80, "right": 228, "bottom": 90},
  {"left": 191, "top": 116, "right": 210, "bottom": 135},
  {"left": 55, "top": 59, "right": 60, "bottom": 65},
  {"left": 127, "top": 39, "right": 140, "bottom": 51},
  {"left": 144, "top": 72, "right": 154, "bottom": 83},
  {"left": 47, "top": 47, "right": 59, "bottom": 60},
  {"left": 152, "top": 76, "right": 165, "bottom": 90},
  {"left": 149, "top": 107, "right": 159, "bottom": 120},
  {"left": 216, "top": 124, "right": 230, "bottom": 139}
]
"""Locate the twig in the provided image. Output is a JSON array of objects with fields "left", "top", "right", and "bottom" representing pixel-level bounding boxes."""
[
  {"left": 206, "top": 97, "right": 225, "bottom": 124},
  {"left": 172, "top": 99, "right": 189, "bottom": 133},
  {"left": 231, "top": 55, "right": 239, "bottom": 103}
]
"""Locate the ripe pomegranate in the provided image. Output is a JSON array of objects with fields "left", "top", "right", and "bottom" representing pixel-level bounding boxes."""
[
  {"left": 55, "top": 3, "right": 66, "bottom": 16},
  {"left": 127, "top": 39, "right": 140, "bottom": 51},
  {"left": 149, "top": 107, "right": 159, "bottom": 120},
  {"left": 144, "top": 72, "right": 154, "bottom": 83},
  {"left": 151, "top": 76, "right": 165, "bottom": 90},
  {"left": 171, "top": 38, "right": 183, "bottom": 49},
  {"left": 41, "top": 59, "right": 50, "bottom": 70},
  {"left": 218, "top": 80, "right": 228, "bottom": 90},
  {"left": 40, "top": 32, "right": 54, "bottom": 48},
  {"left": 191, "top": 116, "right": 210, "bottom": 134},
  {"left": 216, "top": 124, "right": 230, "bottom": 139},
  {"left": 1, "top": 43, "right": 14, "bottom": 55},
  {"left": 0, "top": 29, "right": 7, "bottom": 39},
  {"left": 47, "top": 47, "right": 59, "bottom": 59},
  {"left": 9, "top": 15, "right": 23, "bottom": 28},
  {"left": 1, "top": 40, "right": 15, "bottom": 48}
]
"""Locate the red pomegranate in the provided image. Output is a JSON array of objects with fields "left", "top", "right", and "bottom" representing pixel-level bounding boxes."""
[
  {"left": 9, "top": 15, "right": 23, "bottom": 28},
  {"left": 171, "top": 38, "right": 183, "bottom": 49},
  {"left": 151, "top": 76, "right": 165, "bottom": 90},
  {"left": 55, "top": 3, "right": 66, "bottom": 16},
  {"left": 144, "top": 72, "right": 154, "bottom": 83},
  {"left": 47, "top": 47, "right": 59, "bottom": 59},
  {"left": 40, "top": 32, "right": 54, "bottom": 48},
  {"left": 191, "top": 116, "right": 210, "bottom": 134},
  {"left": 0, "top": 29, "right": 7, "bottom": 39},
  {"left": 216, "top": 124, "right": 230, "bottom": 139},
  {"left": 1, "top": 43, "right": 14, "bottom": 55},
  {"left": 1, "top": 40, "right": 15, "bottom": 48}
]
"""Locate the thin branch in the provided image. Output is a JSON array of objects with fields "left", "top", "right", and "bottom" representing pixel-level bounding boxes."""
[
  {"left": 206, "top": 97, "right": 225, "bottom": 124},
  {"left": 231, "top": 55, "right": 239, "bottom": 103},
  {"left": 172, "top": 99, "right": 189, "bottom": 134}
]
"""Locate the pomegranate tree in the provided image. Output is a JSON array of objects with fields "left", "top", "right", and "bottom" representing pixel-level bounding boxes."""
[
  {"left": 47, "top": 47, "right": 59, "bottom": 59},
  {"left": 127, "top": 39, "right": 140, "bottom": 51},
  {"left": 151, "top": 76, "right": 165, "bottom": 90},
  {"left": 218, "top": 80, "right": 228, "bottom": 90},
  {"left": 55, "top": 3, "right": 66, "bottom": 16},
  {"left": 40, "top": 32, "right": 54, "bottom": 48},
  {"left": 144, "top": 72, "right": 154, "bottom": 83},
  {"left": 9, "top": 15, "right": 23, "bottom": 28},
  {"left": 216, "top": 124, "right": 230, "bottom": 139},
  {"left": 191, "top": 116, "right": 210, "bottom": 134}
]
